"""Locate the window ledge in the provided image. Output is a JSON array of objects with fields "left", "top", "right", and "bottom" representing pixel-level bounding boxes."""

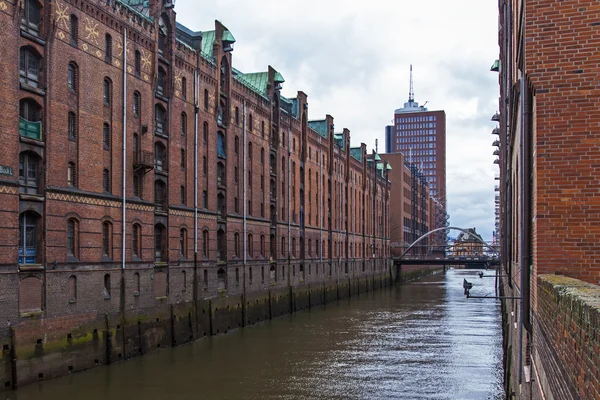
[
  {"left": 19, "top": 83, "right": 45, "bottom": 96},
  {"left": 19, "top": 136, "right": 45, "bottom": 147},
  {"left": 20, "top": 310, "right": 43, "bottom": 318},
  {"left": 155, "top": 132, "right": 169, "bottom": 140},
  {"left": 19, "top": 264, "right": 44, "bottom": 271},
  {"left": 19, "top": 193, "right": 44, "bottom": 202},
  {"left": 155, "top": 296, "right": 168, "bottom": 301},
  {"left": 155, "top": 93, "right": 169, "bottom": 103},
  {"left": 20, "top": 29, "right": 46, "bottom": 46}
]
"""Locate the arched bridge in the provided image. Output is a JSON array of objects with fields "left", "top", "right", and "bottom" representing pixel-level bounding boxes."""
[{"left": 393, "top": 226, "right": 499, "bottom": 268}]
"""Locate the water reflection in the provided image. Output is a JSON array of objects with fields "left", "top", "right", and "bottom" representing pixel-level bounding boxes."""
[{"left": 4, "top": 269, "right": 503, "bottom": 400}]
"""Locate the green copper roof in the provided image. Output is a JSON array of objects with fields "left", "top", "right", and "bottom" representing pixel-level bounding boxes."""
[
  {"left": 222, "top": 30, "right": 236, "bottom": 43},
  {"left": 350, "top": 147, "right": 363, "bottom": 162},
  {"left": 386, "top": 164, "right": 393, "bottom": 171},
  {"left": 117, "top": 0, "right": 152, "bottom": 21},
  {"left": 201, "top": 30, "right": 216, "bottom": 57},
  {"left": 490, "top": 59, "right": 500, "bottom": 72},
  {"left": 374, "top": 153, "right": 381, "bottom": 161},
  {"left": 308, "top": 120, "right": 328, "bottom": 138},
  {"left": 334, "top": 133, "right": 345, "bottom": 150},
  {"left": 236, "top": 72, "right": 269, "bottom": 97},
  {"left": 274, "top": 71, "right": 285, "bottom": 83}
]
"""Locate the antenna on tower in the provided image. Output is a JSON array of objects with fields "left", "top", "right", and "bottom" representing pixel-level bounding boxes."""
[{"left": 409, "top": 64, "right": 414, "bottom": 103}]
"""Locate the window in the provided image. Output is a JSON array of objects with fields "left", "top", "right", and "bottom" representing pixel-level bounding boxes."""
[
  {"left": 202, "top": 230, "right": 209, "bottom": 258},
  {"left": 281, "top": 237, "right": 285, "bottom": 257},
  {"left": 260, "top": 235, "right": 265, "bottom": 257},
  {"left": 235, "top": 107, "right": 239, "bottom": 125},
  {"left": 261, "top": 121, "right": 265, "bottom": 138},
  {"left": 67, "top": 62, "right": 77, "bottom": 91},
  {"left": 68, "top": 112, "right": 77, "bottom": 140},
  {"left": 103, "top": 78, "right": 111, "bottom": 105},
  {"left": 234, "top": 136, "right": 239, "bottom": 155},
  {"left": 248, "top": 114, "right": 253, "bottom": 132},
  {"left": 217, "top": 132, "right": 226, "bottom": 158},
  {"left": 19, "top": 47, "right": 40, "bottom": 87},
  {"left": 154, "top": 180, "right": 166, "bottom": 210},
  {"left": 203, "top": 156, "right": 207, "bottom": 175},
  {"left": 261, "top": 148, "right": 264, "bottom": 164},
  {"left": 67, "top": 219, "right": 77, "bottom": 257},
  {"left": 217, "top": 162, "right": 225, "bottom": 186},
  {"left": 132, "top": 224, "right": 141, "bottom": 259},
  {"left": 203, "top": 122, "right": 208, "bottom": 142},
  {"left": 18, "top": 211, "right": 39, "bottom": 264},
  {"left": 105, "top": 34, "right": 112, "bottom": 63},
  {"left": 234, "top": 232, "right": 239, "bottom": 256},
  {"left": 248, "top": 234, "right": 253, "bottom": 257},
  {"left": 133, "top": 173, "right": 141, "bottom": 197},
  {"left": 68, "top": 275, "right": 77, "bottom": 302},
  {"left": 102, "top": 221, "right": 112, "bottom": 258},
  {"left": 18, "top": 152, "right": 39, "bottom": 194},
  {"left": 103, "top": 123, "right": 110, "bottom": 148},
  {"left": 181, "top": 77, "right": 187, "bottom": 100},
  {"left": 154, "top": 224, "right": 166, "bottom": 262},
  {"left": 134, "top": 50, "right": 141, "bottom": 76},
  {"left": 181, "top": 112, "right": 187, "bottom": 135},
  {"left": 158, "top": 16, "right": 167, "bottom": 54},
  {"left": 180, "top": 185, "right": 186, "bottom": 204},
  {"left": 133, "top": 92, "right": 141, "bottom": 117},
  {"left": 248, "top": 142, "right": 253, "bottom": 160},
  {"left": 180, "top": 228, "right": 187, "bottom": 258},
  {"left": 155, "top": 142, "right": 166, "bottom": 171},
  {"left": 67, "top": 162, "right": 76, "bottom": 187},
  {"left": 204, "top": 89, "right": 209, "bottom": 111},
  {"left": 103, "top": 169, "right": 110, "bottom": 192},
  {"left": 155, "top": 104, "right": 167, "bottom": 135},
  {"left": 203, "top": 269, "right": 208, "bottom": 286},
  {"left": 202, "top": 190, "right": 208, "bottom": 208},
  {"left": 104, "top": 274, "right": 111, "bottom": 299},
  {"left": 157, "top": 68, "right": 166, "bottom": 96},
  {"left": 70, "top": 15, "right": 78, "bottom": 46},
  {"left": 21, "top": 0, "right": 42, "bottom": 35},
  {"left": 180, "top": 148, "right": 185, "bottom": 169}
]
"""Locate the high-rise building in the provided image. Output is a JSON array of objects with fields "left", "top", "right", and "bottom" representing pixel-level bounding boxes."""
[{"left": 385, "top": 66, "right": 447, "bottom": 203}]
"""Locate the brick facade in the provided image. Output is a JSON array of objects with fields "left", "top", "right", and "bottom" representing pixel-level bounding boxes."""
[
  {"left": 497, "top": 0, "right": 600, "bottom": 398},
  {"left": 0, "top": 0, "right": 391, "bottom": 369}
]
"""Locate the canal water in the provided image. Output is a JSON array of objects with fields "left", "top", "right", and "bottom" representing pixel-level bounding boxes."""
[{"left": 3, "top": 269, "right": 504, "bottom": 400}]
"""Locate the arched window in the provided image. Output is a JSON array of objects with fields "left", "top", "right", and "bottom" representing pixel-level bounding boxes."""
[
  {"left": 204, "top": 89, "right": 209, "bottom": 111},
  {"left": 261, "top": 148, "right": 265, "bottom": 164},
  {"left": 291, "top": 237, "right": 296, "bottom": 258},
  {"left": 235, "top": 106, "right": 239, "bottom": 125},
  {"left": 154, "top": 180, "right": 166, "bottom": 210},
  {"left": 67, "top": 218, "right": 78, "bottom": 258},
  {"left": 217, "top": 99, "right": 226, "bottom": 125},
  {"left": 134, "top": 50, "right": 141, "bottom": 76},
  {"left": 216, "top": 163, "right": 226, "bottom": 188},
  {"left": 261, "top": 121, "right": 265, "bottom": 138},
  {"left": 19, "top": 98, "right": 41, "bottom": 123},
  {"left": 248, "top": 234, "right": 253, "bottom": 257},
  {"left": 158, "top": 15, "right": 168, "bottom": 54},
  {"left": 18, "top": 211, "right": 39, "bottom": 264},
  {"left": 217, "top": 229, "right": 226, "bottom": 260},
  {"left": 220, "top": 58, "right": 229, "bottom": 91},
  {"left": 203, "top": 121, "right": 208, "bottom": 142},
  {"left": 103, "top": 123, "right": 110, "bottom": 148},
  {"left": 102, "top": 221, "right": 112, "bottom": 259},
  {"left": 248, "top": 114, "right": 253, "bottom": 131},
  {"left": 21, "top": 0, "right": 42, "bottom": 35},
  {"left": 202, "top": 230, "right": 209, "bottom": 258},
  {"left": 19, "top": 47, "right": 41, "bottom": 87},
  {"left": 180, "top": 148, "right": 186, "bottom": 170},
  {"left": 180, "top": 228, "right": 187, "bottom": 259},
  {"left": 234, "top": 232, "right": 239, "bottom": 257},
  {"left": 217, "top": 132, "right": 226, "bottom": 158},
  {"left": 105, "top": 34, "right": 112, "bottom": 63},
  {"left": 217, "top": 193, "right": 226, "bottom": 218},
  {"left": 68, "top": 112, "right": 77, "bottom": 140},
  {"left": 234, "top": 136, "right": 239, "bottom": 155},
  {"left": 133, "top": 91, "right": 141, "bottom": 117},
  {"left": 157, "top": 67, "right": 166, "bottom": 96},
  {"left": 154, "top": 224, "right": 166, "bottom": 262},
  {"left": 67, "top": 62, "right": 78, "bottom": 91},
  {"left": 70, "top": 14, "right": 78, "bottom": 46},
  {"left": 18, "top": 152, "right": 39, "bottom": 194},
  {"left": 103, "top": 78, "right": 111, "bottom": 105},
  {"left": 248, "top": 142, "right": 253, "bottom": 160},
  {"left": 203, "top": 156, "right": 207, "bottom": 175},
  {"left": 103, "top": 169, "right": 110, "bottom": 192},
  {"left": 155, "top": 104, "right": 167, "bottom": 135},
  {"left": 132, "top": 223, "right": 141, "bottom": 259},
  {"left": 281, "top": 236, "right": 285, "bottom": 257},
  {"left": 181, "top": 76, "right": 187, "bottom": 100},
  {"left": 269, "top": 265, "right": 276, "bottom": 283},
  {"left": 67, "top": 161, "right": 76, "bottom": 187},
  {"left": 181, "top": 112, "right": 187, "bottom": 135},
  {"left": 154, "top": 141, "right": 166, "bottom": 171},
  {"left": 217, "top": 268, "right": 227, "bottom": 289}
]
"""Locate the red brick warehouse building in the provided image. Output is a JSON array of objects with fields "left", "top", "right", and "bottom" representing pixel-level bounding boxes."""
[{"left": 0, "top": 0, "right": 392, "bottom": 354}]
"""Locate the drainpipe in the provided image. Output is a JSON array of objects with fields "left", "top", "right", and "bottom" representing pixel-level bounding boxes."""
[
  {"left": 288, "top": 129, "right": 291, "bottom": 265},
  {"left": 193, "top": 68, "right": 199, "bottom": 320},
  {"left": 319, "top": 138, "right": 323, "bottom": 262},
  {"left": 243, "top": 101, "right": 247, "bottom": 287},
  {"left": 121, "top": 28, "right": 127, "bottom": 273}
]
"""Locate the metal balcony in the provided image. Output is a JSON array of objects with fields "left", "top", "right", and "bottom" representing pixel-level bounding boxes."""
[
  {"left": 133, "top": 150, "right": 154, "bottom": 173},
  {"left": 19, "top": 117, "right": 42, "bottom": 141}
]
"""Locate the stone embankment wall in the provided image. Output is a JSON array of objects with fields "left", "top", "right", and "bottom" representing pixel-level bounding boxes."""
[{"left": 0, "top": 261, "right": 441, "bottom": 392}]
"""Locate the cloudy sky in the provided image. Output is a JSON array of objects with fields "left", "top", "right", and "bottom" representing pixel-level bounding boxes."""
[{"left": 175, "top": 0, "right": 500, "bottom": 241}]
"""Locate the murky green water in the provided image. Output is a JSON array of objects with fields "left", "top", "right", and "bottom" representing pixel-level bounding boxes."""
[{"left": 3, "top": 269, "right": 503, "bottom": 399}]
